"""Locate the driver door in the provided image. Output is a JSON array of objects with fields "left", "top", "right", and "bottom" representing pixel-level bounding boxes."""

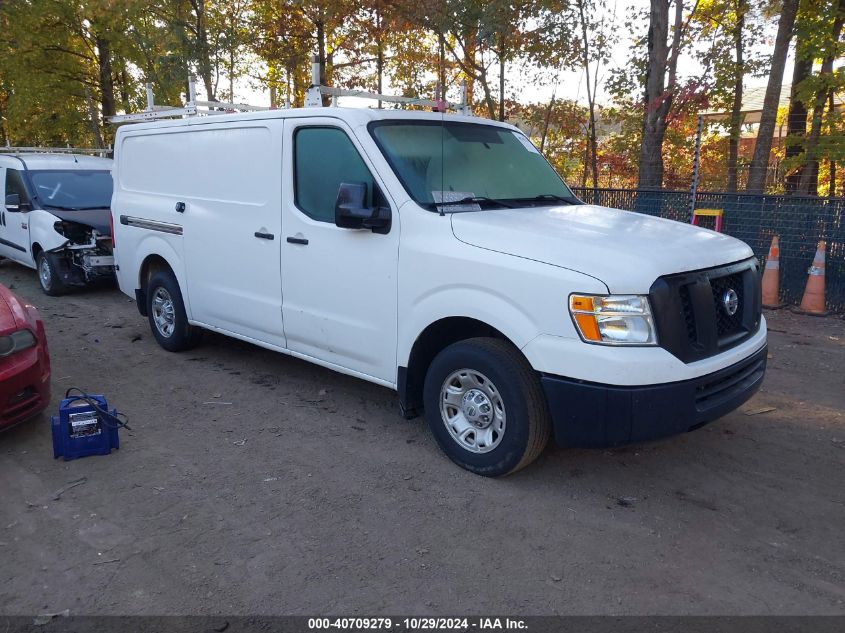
[
  {"left": 280, "top": 119, "right": 399, "bottom": 383},
  {"left": 0, "top": 167, "right": 33, "bottom": 265}
]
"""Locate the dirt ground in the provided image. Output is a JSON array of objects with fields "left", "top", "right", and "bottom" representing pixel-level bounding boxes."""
[{"left": 0, "top": 260, "right": 844, "bottom": 616}]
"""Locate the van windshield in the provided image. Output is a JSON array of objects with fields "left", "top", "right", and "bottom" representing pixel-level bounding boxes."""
[
  {"left": 368, "top": 120, "right": 578, "bottom": 211},
  {"left": 28, "top": 170, "right": 113, "bottom": 210}
]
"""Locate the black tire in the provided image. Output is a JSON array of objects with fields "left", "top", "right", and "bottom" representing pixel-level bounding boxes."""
[
  {"left": 146, "top": 270, "right": 203, "bottom": 352},
  {"left": 423, "top": 337, "right": 551, "bottom": 477},
  {"left": 37, "top": 251, "right": 67, "bottom": 297}
]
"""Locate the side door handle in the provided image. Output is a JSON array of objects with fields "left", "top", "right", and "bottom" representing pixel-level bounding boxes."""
[
  {"left": 254, "top": 232, "right": 275, "bottom": 240},
  {"left": 286, "top": 236, "right": 308, "bottom": 245}
]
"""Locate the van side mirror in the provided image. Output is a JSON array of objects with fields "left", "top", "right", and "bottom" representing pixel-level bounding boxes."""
[
  {"left": 5, "top": 193, "right": 23, "bottom": 212},
  {"left": 334, "top": 182, "right": 391, "bottom": 235}
]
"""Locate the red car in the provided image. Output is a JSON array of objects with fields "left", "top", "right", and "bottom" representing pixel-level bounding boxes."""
[{"left": 0, "top": 283, "right": 50, "bottom": 430}]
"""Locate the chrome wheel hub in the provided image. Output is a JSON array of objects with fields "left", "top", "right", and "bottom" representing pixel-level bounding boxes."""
[
  {"left": 151, "top": 287, "right": 176, "bottom": 338},
  {"left": 462, "top": 389, "right": 494, "bottom": 428},
  {"left": 440, "top": 369, "right": 506, "bottom": 454},
  {"left": 39, "top": 259, "right": 51, "bottom": 288}
]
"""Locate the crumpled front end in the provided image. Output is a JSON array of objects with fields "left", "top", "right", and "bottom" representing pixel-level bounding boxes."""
[{"left": 48, "top": 218, "right": 115, "bottom": 287}]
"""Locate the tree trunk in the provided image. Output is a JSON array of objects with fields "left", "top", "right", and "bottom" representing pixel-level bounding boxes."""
[
  {"left": 95, "top": 36, "right": 116, "bottom": 120},
  {"left": 498, "top": 33, "right": 505, "bottom": 121},
  {"left": 581, "top": 137, "right": 589, "bottom": 188},
  {"left": 189, "top": 0, "right": 216, "bottom": 101},
  {"left": 316, "top": 16, "right": 330, "bottom": 106},
  {"left": 0, "top": 93, "right": 8, "bottom": 146},
  {"left": 376, "top": 6, "right": 384, "bottom": 109},
  {"left": 119, "top": 66, "right": 130, "bottom": 113},
  {"left": 797, "top": 83, "right": 831, "bottom": 195},
  {"left": 229, "top": 49, "right": 235, "bottom": 102},
  {"left": 578, "top": 0, "right": 599, "bottom": 188},
  {"left": 746, "top": 0, "right": 799, "bottom": 194},
  {"left": 829, "top": 159, "right": 836, "bottom": 198},
  {"left": 784, "top": 51, "right": 811, "bottom": 192},
  {"left": 637, "top": 0, "right": 683, "bottom": 190},
  {"left": 829, "top": 90, "right": 837, "bottom": 197},
  {"left": 539, "top": 91, "right": 555, "bottom": 153},
  {"left": 84, "top": 86, "right": 105, "bottom": 149},
  {"left": 463, "top": 28, "right": 476, "bottom": 109},
  {"left": 797, "top": 0, "right": 845, "bottom": 195},
  {"left": 438, "top": 32, "right": 446, "bottom": 90},
  {"left": 478, "top": 71, "right": 497, "bottom": 120},
  {"left": 726, "top": 0, "right": 745, "bottom": 193}
]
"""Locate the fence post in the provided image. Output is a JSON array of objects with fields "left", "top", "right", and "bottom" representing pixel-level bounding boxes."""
[{"left": 689, "top": 113, "right": 704, "bottom": 223}]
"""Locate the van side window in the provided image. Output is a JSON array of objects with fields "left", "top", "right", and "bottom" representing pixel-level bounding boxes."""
[
  {"left": 5, "top": 169, "right": 30, "bottom": 205},
  {"left": 294, "top": 127, "right": 375, "bottom": 223}
]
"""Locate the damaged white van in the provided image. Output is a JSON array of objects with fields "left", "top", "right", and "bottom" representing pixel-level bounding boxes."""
[
  {"left": 111, "top": 109, "right": 767, "bottom": 476},
  {"left": 0, "top": 152, "right": 115, "bottom": 295}
]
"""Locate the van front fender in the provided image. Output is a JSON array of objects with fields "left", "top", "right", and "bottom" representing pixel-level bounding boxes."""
[
  {"left": 398, "top": 286, "right": 541, "bottom": 369},
  {"left": 28, "top": 210, "right": 67, "bottom": 255}
]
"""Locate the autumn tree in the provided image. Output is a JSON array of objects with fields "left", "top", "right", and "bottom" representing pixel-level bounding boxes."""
[
  {"left": 0, "top": 0, "right": 146, "bottom": 146},
  {"left": 794, "top": 0, "right": 845, "bottom": 194},
  {"left": 694, "top": 0, "right": 764, "bottom": 192},
  {"left": 638, "top": 0, "right": 687, "bottom": 189},
  {"left": 784, "top": 2, "right": 814, "bottom": 192},
  {"left": 746, "top": 0, "right": 800, "bottom": 193}
]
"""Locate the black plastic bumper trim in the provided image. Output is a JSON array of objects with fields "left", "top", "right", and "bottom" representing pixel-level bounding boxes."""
[{"left": 542, "top": 345, "right": 767, "bottom": 448}]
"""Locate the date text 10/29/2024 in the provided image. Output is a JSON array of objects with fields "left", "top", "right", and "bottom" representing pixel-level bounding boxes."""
[{"left": 308, "top": 618, "right": 528, "bottom": 631}]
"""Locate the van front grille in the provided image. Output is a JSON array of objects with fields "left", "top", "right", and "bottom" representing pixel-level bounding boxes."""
[{"left": 649, "top": 257, "right": 762, "bottom": 363}]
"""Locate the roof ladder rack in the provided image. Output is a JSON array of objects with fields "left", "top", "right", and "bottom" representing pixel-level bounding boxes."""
[
  {"left": 304, "top": 55, "right": 471, "bottom": 115},
  {"left": 110, "top": 56, "right": 471, "bottom": 125},
  {"left": 110, "top": 76, "right": 270, "bottom": 124},
  {"left": 1, "top": 145, "right": 112, "bottom": 157}
]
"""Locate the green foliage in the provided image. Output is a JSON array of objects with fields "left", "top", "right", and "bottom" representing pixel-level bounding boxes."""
[{"left": 0, "top": 0, "right": 840, "bottom": 197}]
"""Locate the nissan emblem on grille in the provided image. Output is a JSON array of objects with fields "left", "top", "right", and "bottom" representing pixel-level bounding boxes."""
[{"left": 722, "top": 288, "right": 739, "bottom": 316}]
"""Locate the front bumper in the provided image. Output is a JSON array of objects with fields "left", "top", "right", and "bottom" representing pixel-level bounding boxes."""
[
  {"left": 542, "top": 344, "right": 767, "bottom": 447},
  {"left": 0, "top": 343, "right": 51, "bottom": 431}
]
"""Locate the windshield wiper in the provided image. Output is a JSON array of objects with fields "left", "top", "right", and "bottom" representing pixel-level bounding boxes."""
[
  {"left": 43, "top": 204, "right": 107, "bottom": 211},
  {"left": 41, "top": 203, "right": 81, "bottom": 210},
  {"left": 433, "top": 196, "right": 515, "bottom": 210},
  {"left": 512, "top": 194, "right": 580, "bottom": 205}
]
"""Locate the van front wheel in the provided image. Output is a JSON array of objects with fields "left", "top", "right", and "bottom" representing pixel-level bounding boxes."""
[
  {"left": 423, "top": 338, "right": 551, "bottom": 477},
  {"left": 37, "top": 251, "right": 67, "bottom": 296},
  {"left": 146, "top": 271, "right": 202, "bottom": 352}
]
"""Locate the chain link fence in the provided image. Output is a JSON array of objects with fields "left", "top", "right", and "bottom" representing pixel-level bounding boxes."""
[{"left": 572, "top": 187, "right": 845, "bottom": 313}]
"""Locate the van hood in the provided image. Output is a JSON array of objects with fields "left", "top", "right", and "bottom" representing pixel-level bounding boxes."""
[
  {"left": 46, "top": 207, "right": 111, "bottom": 235},
  {"left": 450, "top": 204, "right": 754, "bottom": 293}
]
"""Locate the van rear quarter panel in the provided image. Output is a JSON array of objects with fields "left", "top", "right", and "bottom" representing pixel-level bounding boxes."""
[{"left": 113, "top": 123, "right": 280, "bottom": 329}]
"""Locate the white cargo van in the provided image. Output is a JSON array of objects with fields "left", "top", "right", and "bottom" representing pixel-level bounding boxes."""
[
  {"left": 111, "top": 108, "right": 767, "bottom": 476},
  {"left": 0, "top": 152, "right": 115, "bottom": 295}
]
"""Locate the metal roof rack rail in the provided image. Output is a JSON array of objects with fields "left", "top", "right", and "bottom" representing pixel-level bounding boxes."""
[
  {"left": 110, "top": 76, "right": 270, "bottom": 124},
  {"left": 1, "top": 146, "right": 112, "bottom": 156},
  {"left": 110, "top": 55, "right": 471, "bottom": 125},
  {"left": 303, "top": 55, "right": 471, "bottom": 115}
]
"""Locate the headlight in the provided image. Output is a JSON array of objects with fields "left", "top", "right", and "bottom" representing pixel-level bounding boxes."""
[
  {"left": 569, "top": 294, "right": 657, "bottom": 345},
  {"left": 0, "top": 329, "right": 37, "bottom": 357}
]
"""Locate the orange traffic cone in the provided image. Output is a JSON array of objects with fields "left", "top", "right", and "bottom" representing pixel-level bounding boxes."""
[
  {"left": 761, "top": 236, "right": 784, "bottom": 308},
  {"left": 795, "top": 240, "right": 829, "bottom": 316}
]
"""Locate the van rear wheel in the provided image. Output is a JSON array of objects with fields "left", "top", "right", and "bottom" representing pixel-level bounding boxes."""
[
  {"left": 423, "top": 337, "right": 551, "bottom": 477},
  {"left": 146, "top": 270, "right": 202, "bottom": 352}
]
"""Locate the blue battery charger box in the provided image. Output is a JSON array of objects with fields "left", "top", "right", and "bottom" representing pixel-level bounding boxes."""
[{"left": 51, "top": 394, "right": 120, "bottom": 461}]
